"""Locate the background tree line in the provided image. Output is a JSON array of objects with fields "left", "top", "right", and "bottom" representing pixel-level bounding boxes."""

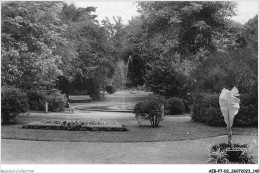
[
  {"left": 2, "top": 2, "right": 117, "bottom": 100},
  {"left": 2, "top": 2, "right": 258, "bottom": 125}
]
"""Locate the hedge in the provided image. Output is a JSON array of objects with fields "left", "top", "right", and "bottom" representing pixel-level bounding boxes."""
[{"left": 191, "top": 92, "right": 257, "bottom": 127}]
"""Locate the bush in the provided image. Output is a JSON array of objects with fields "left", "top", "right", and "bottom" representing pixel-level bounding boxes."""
[
  {"left": 27, "top": 90, "right": 47, "bottom": 111},
  {"left": 191, "top": 92, "right": 258, "bottom": 127},
  {"left": 27, "top": 89, "right": 66, "bottom": 112},
  {"left": 133, "top": 94, "right": 166, "bottom": 127},
  {"left": 1, "top": 86, "right": 29, "bottom": 124},
  {"left": 234, "top": 93, "right": 258, "bottom": 127},
  {"left": 106, "top": 85, "right": 116, "bottom": 94},
  {"left": 166, "top": 97, "right": 185, "bottom": 115},
  {"left": 46, "top": 89, "right": 67, "bottom": 112},
  {"left": 191, "top": 93, "right": 224, "bottom": 126}
]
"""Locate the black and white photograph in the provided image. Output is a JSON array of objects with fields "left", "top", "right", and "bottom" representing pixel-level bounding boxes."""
[{"left": 1, "top": 0, "right": 259, "bottom": 173}]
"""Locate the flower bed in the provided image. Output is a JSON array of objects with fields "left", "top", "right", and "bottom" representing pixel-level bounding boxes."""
[
  {"left": 208, "top": 143, "right": 255, "bottom": 164},
  {"left": 22, "top": 120, "right": 127, "bottom": 131}
]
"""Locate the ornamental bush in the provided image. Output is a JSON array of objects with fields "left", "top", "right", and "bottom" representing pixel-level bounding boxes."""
[
  {"left": 133, "top": 94, "right": 166, "bottom": 127},
  {"left": 1, "top": 86, "right": 29, "bottom": 124},
  {"left": 166, "top": 97, "right": 185, "bottom": 115},
  {"left": 191, "top": 92, "right": 258, "bottom": 127}
]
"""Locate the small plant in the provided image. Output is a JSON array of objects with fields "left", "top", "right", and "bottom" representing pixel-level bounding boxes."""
[
  {"left": 1, "top": 86, "right": 29, "bottom": 124},
  {"left": 207, "top": 148, "right": 229, "bottom": 164},
  {"left": 166, "top": 97, "right": 185, "bottom": 115},
  {"left": 209, "top": 143, "right": 255, "bottom": 163},
  {"left": 239, "top": 147, "right": 255, "bottom": 164}
]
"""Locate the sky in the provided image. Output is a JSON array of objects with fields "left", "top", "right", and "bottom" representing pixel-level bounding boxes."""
[{"left": 71, "top": 1, "right": 259, "bottom": 25}]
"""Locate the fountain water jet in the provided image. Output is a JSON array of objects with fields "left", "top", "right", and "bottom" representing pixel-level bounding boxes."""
[{"left": 117, "top": 56, "right": 132, "bottom": 109}]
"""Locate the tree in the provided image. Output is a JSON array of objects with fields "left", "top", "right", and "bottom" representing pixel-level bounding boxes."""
[
  {"left": 145, "top": 54, "right": 191, "bottom": 98},
  {"left": 122, "top": 2, "right": 238, "bottom": 90},
  {"left": 56, "top": 3, "right": 116, "bottom": 99},
  {"left": 191, "top": 15, "right": 258, "bottom": 94},
  {"left": 137, "top": 1, "right": 237, "bottom": 56},
  {"left": 2, "top": 2, "right": 67, "bottom": 89}
]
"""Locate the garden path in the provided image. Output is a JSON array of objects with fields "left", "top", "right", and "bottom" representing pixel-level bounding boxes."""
[{"left": 71, "top": 90, "right": 150, "bottom": 112}]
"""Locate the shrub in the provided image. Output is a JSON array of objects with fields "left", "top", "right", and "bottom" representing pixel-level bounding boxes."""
[
  {"left": 106, "top": 85, "right": 116, "bottom": 94},
  {"left": 234, "top": 93, "right": 258, "bottom": 127},
  {"left": 191, "top": 93, "right": 225, "bottom": 126},
  {"left": 27, "top": 90, "right": 47, "bottom": 111},
  {"left": 1, "top": 86, "right": 29, "bottom": 124},
  {"left": 133, "top": 94, "right": 166, "bottom": 127},
  {"left": 27, "top": 89, "right": 66, "bottom": 112},
  {"left": 166, "top": 97, "right": 185, "bottom": 115},
  {"left": 46, "top": 89, "right": 67, "bottom": 112},
  {"left": 191, "top": 92, "right": 257, "bottom": 127}
]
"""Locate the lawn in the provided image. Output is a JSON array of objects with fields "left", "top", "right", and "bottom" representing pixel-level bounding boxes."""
[{"left": 1, "top": 113, "right": 257, "bottom": 143}]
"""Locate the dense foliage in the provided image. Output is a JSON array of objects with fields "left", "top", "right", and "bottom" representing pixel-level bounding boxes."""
[
  {"left": 45, "top": 90, "right": 67, "bottom": 112},
  {"left": 1, "top": 86, "right": 29, "bottom": 124},
  {"left": 2, "top": 2, "right": 116, "bottom": 99},
  {"left": 145, "top": 55, "right": 191, "bottom": 98},
  {"left": 191, "top": 93, "right": 258, "bottom": 127},
  {"left": 166, "top": 97, "right": 185, "bottom": 115},
  {"left": 27, "top": 90, "right": 47, "bottom": 111},
  {"left": 2, "top": 2, "right": 66, "bottom": 89},
  {"left": 1, "top": 1, "right": 258, "bottom": 126},
  {"left": 27, "top": 89, "right": 66, "bottom": 112}
]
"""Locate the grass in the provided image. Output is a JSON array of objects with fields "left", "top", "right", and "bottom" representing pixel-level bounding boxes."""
[
  {"left": 1, "top": 114, "right": 258, "bottom": 143},
  {"left": 1, "top": 113, "right": 257, "bottom": 142}
]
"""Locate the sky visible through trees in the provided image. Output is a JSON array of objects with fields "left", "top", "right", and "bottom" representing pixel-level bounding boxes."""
[{"left": 72, "top": 1, "right": 258, "bottom": 24}]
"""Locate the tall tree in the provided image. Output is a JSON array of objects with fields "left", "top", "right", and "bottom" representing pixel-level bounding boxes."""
[
  {"left": 2, "top": 2, "right": 66, "bottom": 89},
  {"left": 56, "top": 3, "right": 116, "bottom": 99},
  {"left": 137, "top": 1, "right": 237, "bottom": 56}
]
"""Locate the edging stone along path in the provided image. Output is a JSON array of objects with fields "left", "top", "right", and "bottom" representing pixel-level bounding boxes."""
[{"left": 22, "top": 120, "right": 127, "bottom": 131}]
